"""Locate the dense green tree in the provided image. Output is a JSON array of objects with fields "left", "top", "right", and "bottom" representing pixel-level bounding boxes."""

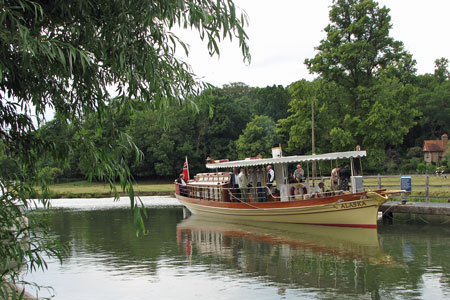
[
  {"left": 305, "top": 0, "right": 416, "bottom": 93},
  {"left": 215, "top": 82, "right": 255, "bottom": 99},
  {"left": 414, "top": 58, "right": 450, "bottom": 139},
  {"left": 202, "top": 91, "right": 252, "bottom": 160},
  {"left": 0, "top": 0, "right": 249, "bottom": 297},
  {"left": 236, "top": 115, "right": 278, "bottom": 159},
  {"left": 252, "top": 85, "right": 291, "bottom": 122},
  {"left": 296, "top": 0, "right": 419, "bottom": 169},
  {"left": 278, "top": 80, "right": 318, "bottom": 154},
  {"left": 127, "top": 105, "right": 202, "bottom": 178}
]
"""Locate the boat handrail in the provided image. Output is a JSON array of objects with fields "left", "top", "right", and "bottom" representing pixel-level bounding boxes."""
[{"left": 176, "top": 182, "right": 353, "bottom": 203}]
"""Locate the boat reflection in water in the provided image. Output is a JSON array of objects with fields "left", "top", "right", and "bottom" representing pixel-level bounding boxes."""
[{"left": 177, "top": 215, "right": 393, "bottom": 290}]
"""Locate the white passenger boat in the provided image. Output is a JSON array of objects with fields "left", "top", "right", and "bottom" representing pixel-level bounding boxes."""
[{"left": 175, "top": 148, "right": 395, "bottom": 228}]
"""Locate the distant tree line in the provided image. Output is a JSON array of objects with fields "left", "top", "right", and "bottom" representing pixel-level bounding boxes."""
[
  {"left": 3, "top": 61, "right": 448, "bottom": 183},
  {"left": 1, "top": 0, "right": 449, "bottom": 185}
]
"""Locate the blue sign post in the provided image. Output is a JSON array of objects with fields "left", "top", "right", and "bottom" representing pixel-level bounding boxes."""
[
  {"left": 400, "top": 176, "right": 412, "bottom": 204},
  {"left": 401, "top": 176, "right": 412, "bottom": 192}
]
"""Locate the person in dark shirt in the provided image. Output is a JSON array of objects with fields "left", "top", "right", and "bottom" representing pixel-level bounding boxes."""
[
  {"left": 339, "top": 165, "right": 351, "bottom": 191},
  {"left": 175, "top": 174, "right": 187, "bottom": 195},
  {"left": 229, "top": 167, "right": 240, "bottom": 200}
]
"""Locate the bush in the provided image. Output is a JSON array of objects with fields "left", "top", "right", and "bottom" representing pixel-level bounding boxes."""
[
  {"left": 416, "top": 163, "right": 427, "bottom": 174},
  {"left": 38, "top": 167, "right": 64, "bottom": 184}
]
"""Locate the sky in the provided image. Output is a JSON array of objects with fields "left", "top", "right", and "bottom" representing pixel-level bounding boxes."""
[{"left": 176, "top": 0, "right": 450, "bottom": 88}]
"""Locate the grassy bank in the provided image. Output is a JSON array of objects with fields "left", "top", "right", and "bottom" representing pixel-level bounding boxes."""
[
  {"left": 46, "top": 174, "right": 450, "bottom": 201},
  {"left": 363, "top": 175, "right": 450, "bottom": 201},
  {"left": 47, "top": 180, "right": 174, "bottom": 198}
]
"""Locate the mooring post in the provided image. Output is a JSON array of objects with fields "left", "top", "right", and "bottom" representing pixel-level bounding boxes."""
[
  {"left": 426, "top": 175, "right": 429, "bottom": 203},
  {"left": 378, "top": 174, "right": 381, "bottom": 189}
]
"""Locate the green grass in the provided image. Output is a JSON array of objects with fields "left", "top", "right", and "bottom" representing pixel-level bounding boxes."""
[
  {"left": 47, "top": 180, "right": 175, "bottom": 198},
  {"left": 363, "top": 174, "right": 450, "bottom": 201},
  {"left": 46, "top": 174, "right": 450, "bottom": 201}
]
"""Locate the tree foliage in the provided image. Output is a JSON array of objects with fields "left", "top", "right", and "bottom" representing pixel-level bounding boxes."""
[
  {"left": 236, "top": 115, "right": 278, "bottom": 159},
  {"left": 0, "top": 0, "right": 250, "bottom": 296},
  {"left": 295, "top": 0, "right": 420, "bottom": 169}
]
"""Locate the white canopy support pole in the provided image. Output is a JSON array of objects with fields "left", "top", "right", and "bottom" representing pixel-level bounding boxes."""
[
  {"left": 359, "top": 157, "right": 363, "bottom": 176},
  {"left": 350, "top": 158, "right": 354, "bottom": 177}
]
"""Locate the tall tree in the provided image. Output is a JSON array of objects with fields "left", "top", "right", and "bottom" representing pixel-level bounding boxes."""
[
  {"left": 305, "top": 0, "right": 416, "bottom": 94},
  {"left": 236, "top": 115, "right": 278, "bottom": 159},
  {"left": 300, "top": 0, "right": 419, "bottom": 168},
  {"left": 414, "top": 58, "right": 450, "bottom": 140},
  {"left": 0, "top": 0, "right": 249, "bottom": 297},
  {"left": 252, "top": 85, "right": 291, "bottom": 122}
]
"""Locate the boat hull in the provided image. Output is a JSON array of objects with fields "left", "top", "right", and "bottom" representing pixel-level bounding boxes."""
[{"left": 176, "top": 192, "right": 387, "bottom": 228}]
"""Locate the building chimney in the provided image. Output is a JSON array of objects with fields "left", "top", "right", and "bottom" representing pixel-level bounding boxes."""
[{"left": 442, "top": 133, "right": 449, "bottom": 151}]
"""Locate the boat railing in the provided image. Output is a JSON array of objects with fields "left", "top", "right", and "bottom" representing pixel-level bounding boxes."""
[
  {"left": 175, "top": 183, "right": 278, "bottom": 203},
  {"left": 175, "top": 183, "right": 348, "bottom": 202},
  {"left": 227, "top": 185, "right": 275, "bottom": 203},
  {"left": 288, "top": 189, "right": 346, "bottom": 201}
]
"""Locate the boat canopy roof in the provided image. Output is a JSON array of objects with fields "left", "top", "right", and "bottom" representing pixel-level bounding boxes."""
[{"left": 206, "top": 150, "right": 366, "bottom": 169}]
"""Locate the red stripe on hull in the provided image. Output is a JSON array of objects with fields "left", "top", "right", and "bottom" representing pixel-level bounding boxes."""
[{"left": 286, "top": 222, "right": 377, "bottom": 229}]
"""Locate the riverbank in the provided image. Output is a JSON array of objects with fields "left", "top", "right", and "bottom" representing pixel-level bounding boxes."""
[
  {"left": 45, "top": 180, "right": 174, "bottom": 199},
  {"left": 44, "top": 175, "right": 450, "bottom": 201}
]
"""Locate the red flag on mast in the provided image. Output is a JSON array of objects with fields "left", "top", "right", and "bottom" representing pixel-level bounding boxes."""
[{"left": 182, "top": 156, "right": 189, "bottom": 180}]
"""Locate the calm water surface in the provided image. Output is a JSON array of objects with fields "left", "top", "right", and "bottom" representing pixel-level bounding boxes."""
[{"left": 23, "top": 197, "right": 450, "bottom": 299}]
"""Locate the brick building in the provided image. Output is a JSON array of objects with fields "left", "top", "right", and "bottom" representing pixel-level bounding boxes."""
[{"left": 422, "top": 133, "right": 448, "bottom": 166}]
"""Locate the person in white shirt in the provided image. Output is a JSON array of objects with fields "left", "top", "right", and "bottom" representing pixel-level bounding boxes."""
[
  {"left": 312, "top": 182, "right": 325, "bottom": 198},
  {"left": 266, "top": 165, "right": 275, "bottom": 202},
  {"left": 238, "top": 168, "right": 249, "bottom": 202},
  {"left": 266, "top": 165, "right": 274, "bottom": 187}
]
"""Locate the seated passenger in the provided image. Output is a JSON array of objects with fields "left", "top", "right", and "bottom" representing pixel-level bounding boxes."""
[
  {"left": 312, "top": 182, "right": 325, "bottom": 198},
  {"left": 293, "top": 164, "right": 304, "bottom": 183}
]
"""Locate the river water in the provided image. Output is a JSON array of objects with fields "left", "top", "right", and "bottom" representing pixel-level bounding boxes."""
[{"left": 23, "top": 196, "right": 450, "bottom": 299}]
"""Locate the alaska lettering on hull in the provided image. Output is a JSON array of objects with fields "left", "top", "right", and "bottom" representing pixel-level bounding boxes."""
[{"left": 340, "top": 201, "right": 367, "bottom": 209}]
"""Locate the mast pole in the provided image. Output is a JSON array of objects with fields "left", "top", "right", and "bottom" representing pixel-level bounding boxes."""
[{"left": 312, "top": 99, "right": 316, "bottom": 181}]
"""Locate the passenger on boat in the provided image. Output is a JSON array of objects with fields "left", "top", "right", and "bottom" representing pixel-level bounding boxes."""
[
  {"left": 266, "top": 165, "right": 275, "bottom": 199},
  {"left": 238, "top": 168, "right": 249, "bottom": 202},
  {"left": 175, "top": 173, "right": 187, "bottom": 185},
  {"left": 230, "top": 167, "right": 240, "bottom": 200},
  {"left": 255, "top": 166, "right": 266, "bottom": 202},
  {"left": 175, "top": 173, "right": 187, "bottom": 196},
  {"left": 293, "top": 164, "right": 304, "bottom": 183},
  {"left": 248, "top": 167, "right": 257, "bottom": 202},
  {"left": 339, "top": 165, "right": 351, "bottom": 191},
  {"left": 330, "top": 165, "right": 340, "bottom": 191},
  {"left": 312, "top": 182, "right": 325, "bottom": 198},
  {"left": 248, "top": 167, "right": 254, "bottom": 187}
]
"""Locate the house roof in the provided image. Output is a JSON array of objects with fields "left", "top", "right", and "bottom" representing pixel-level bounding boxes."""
[{"left": 423, "top": 140, "right": 445, "bottom": 152}]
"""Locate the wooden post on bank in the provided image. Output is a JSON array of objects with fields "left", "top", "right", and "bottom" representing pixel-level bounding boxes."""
[
  {"left": 426, "top": 175, "right": 429, "bottom": 203},
  {"left": 378, "top": 174, "right": 381, "bottom": 189}
]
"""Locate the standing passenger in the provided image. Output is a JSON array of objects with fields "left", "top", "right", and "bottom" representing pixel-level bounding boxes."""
[
  {"left": 256, "top": 167, "right": 266, "bottom": 202},
  {"left": 339, "top": 165, "right": 351, "bottom": 191},
  {"left": 230, "top": 167, "right": 240, "bottom": 200},
  {"left": 175, "top": 173, "right": 187, "bottom": 196},
  {"left": 238, "top": 168, "right": 249, "bottom": 202},
  {"left": 330, "top": 165, "right": 340, "bottom": 191},
  {"left": 248, "top": 167, "right": 257, "bottom": 202},
  {"left": 266, "top": 165, "right": 275, "bottom": 201}
]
